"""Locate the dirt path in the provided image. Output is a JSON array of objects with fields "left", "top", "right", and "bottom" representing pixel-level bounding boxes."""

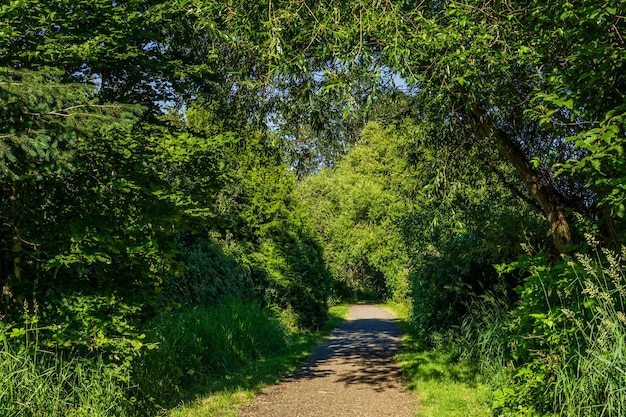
[{"left": 239, "top": 304, "right": 417, "bottom": 417}]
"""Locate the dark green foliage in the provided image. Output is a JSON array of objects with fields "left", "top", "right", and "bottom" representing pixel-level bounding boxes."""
[
  {"left": 411, "top": 236, "right": 494, "bottom": 341},
  {"left": 1, "top": 0, "right": 625, "bottom": 415},
  {"left": 408, "top": 207, "right": 547, "bottom": 343},
  {"left": 1, "top": 24, "right": 331, "bottom": 417},
  {"left": 169, "top": 232, "right": 252, "bottom": 308},
  {"left": 203, "top": 132, "right": 331, "bottom": 330},
  {"left": 0, "top": 67, "right": 174, "bottom": 359}
]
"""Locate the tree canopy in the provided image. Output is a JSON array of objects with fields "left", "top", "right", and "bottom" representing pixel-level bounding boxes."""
[{"left": 1, "top": 1, "right": 625, "bottom": 415}]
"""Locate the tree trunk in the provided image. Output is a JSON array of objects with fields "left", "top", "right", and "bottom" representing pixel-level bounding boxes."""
[
  {"left": 492, "top": 131, "right": 572, "bottom": 255},
  {"left": 469, "top": 108, "right": 573, "bottom": 255}
]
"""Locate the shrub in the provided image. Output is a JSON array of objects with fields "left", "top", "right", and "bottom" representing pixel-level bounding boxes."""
[{"left": 169, "top": 232, "right": 252, "bottom": 308}]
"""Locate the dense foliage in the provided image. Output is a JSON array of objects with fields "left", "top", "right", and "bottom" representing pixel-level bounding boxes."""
[
  {"left": 299, "top": 122, "right": 416, "bottom": 301},
  {"left": 290, "top": 0, "right": 626, "bottom": 413},
  {"left": 1, "top": 2, "right": 332, "bottom": 415},
  {"left": 2, "top": 0, "right": 625, "bottom": 415}
]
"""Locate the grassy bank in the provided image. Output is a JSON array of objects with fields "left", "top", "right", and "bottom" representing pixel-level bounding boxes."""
[
  {"left": 165, "top": 304, "right": 349, "bottom": 417},
  {"left": 0, "top": 349, "right": 132, "bottom": 417},
  {"left": 0, "top": 302, "right": 349, "bottom": 417},
  {"left": 385, "top": 303, "right": 492, "bottom": 417}
]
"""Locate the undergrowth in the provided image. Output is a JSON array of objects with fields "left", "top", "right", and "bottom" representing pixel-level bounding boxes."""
[
  {"left": 131, "top": 299, "right": 289, "bottom": 413},
  {"left": 0, "top": 301, "right": 348, "bottom": 417},
  {"left": 427, "top": 243, "right": 626, "bottom": 416},
  {"left": 0, "top": 349, "right": 132, "bottom": 417}
]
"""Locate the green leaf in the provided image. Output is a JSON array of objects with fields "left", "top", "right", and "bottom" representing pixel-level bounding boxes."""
[{"left": 9, "top": 327, "right": 27, "bottom": 338}]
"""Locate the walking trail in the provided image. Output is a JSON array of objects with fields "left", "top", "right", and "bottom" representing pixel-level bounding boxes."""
[{"left": 239, "top": 304, "right": 417, "bottom": 417}]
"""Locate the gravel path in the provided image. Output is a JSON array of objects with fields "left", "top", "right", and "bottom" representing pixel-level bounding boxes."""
[{"left": 239, "top": 304, "right": 417, "bottom": 417}]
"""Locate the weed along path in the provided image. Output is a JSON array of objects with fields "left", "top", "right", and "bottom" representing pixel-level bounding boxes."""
[{"left": 239, "top": 304, "right": 416, "bottom": 417}]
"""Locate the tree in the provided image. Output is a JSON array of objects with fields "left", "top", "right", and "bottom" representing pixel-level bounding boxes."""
[
  {"left": 301, "top": 116, "right": 546, "bottom": 327},
  {"left": 0, "top": 0, "right": 252, "bottom": 349},
  {"left": 299, "top": 120, "right": 419, "bottom": 301},
  {"left": 376, "top": 0, "right": 625, "bottom": 253},
  {"left": 213, "top": 0, "right": 625, "bottom": 253},
  {"left": 212, "top": 130, "right": 331, "bottom": 328}
]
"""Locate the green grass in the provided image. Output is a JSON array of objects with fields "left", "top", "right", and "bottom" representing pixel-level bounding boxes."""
[
  {"left": 132, "top": 299, "right": 294, "bottom": 413},
  {"left": 0, "top": 348, "right": 132, "bottom": 417},
  {"left": 385, "top": 303, "right": 492, "bottom": 417},
  {"left": 0, "top": 302, "right": 348, "bottom": 417},
  {"left": 165, "top": 304, "right": 349, "bottom": 417},
  {"left": 396, "top": 337, "right": 491, "bottom": 417},
  {"left": 1, "top": 301, "right": 492, "bottom": 417}
]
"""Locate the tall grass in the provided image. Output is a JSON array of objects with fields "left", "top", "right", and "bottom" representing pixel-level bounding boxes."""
[
  {"left": 1, "top": 298, "right": 320, "bottom": 417},
  {"left": 550, "top": 247, "right": 626, "bottom": 416},
  {"left": 457, "top": 297, "right": 512, "bottom": 387},
  {"left": 454, "top": 245, "right": 626, "bottom": 416},
  {"left": 131, "top": 299, "right": 293, "bottom": 413},
  {"left": 0, "top": 349, "right": 131, "bottom": 417}
]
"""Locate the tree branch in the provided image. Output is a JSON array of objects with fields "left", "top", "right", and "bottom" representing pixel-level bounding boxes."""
[{"left": 482, "top": 160, "right": 544, "bottom": 215}]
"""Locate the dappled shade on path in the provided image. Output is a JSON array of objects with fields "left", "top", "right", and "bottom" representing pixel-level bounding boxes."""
[{"left": 239, "top": 304, "right": 416, "bottom": 417}]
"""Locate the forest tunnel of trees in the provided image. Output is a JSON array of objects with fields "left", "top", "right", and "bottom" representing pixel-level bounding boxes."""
[{"left": 1, "top": 0, "right": 625, "bottom": 416}]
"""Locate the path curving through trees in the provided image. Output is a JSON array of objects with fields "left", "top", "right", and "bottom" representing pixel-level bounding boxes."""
[{"left": 239, "top": 304, "right": 416, "bottom": 417}]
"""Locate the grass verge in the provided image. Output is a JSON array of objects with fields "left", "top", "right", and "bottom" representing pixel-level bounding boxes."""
[
  {"left": 166, "top": 304, "right": 349, "bottom": 417},
  {"left": 385, "top": 303, "right": 492, "bottom": 417}
]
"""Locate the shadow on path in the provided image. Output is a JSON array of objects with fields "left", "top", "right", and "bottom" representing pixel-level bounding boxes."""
[
  {"left": 239, "top": 304, "right": 416, "bottom": 417},
  {"left": 287, "top": 317, "right": 405, "bottom": 391}
]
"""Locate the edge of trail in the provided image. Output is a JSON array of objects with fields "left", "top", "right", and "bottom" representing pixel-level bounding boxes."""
[{"left": 239, "top": 304, "right": 417, "bottom": 417}]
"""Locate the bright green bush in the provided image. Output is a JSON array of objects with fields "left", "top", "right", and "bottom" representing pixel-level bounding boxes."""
[{"left": 297, "top": 123, "right": 419, "bottom": 304}]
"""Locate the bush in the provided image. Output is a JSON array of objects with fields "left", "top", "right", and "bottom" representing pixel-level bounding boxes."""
[
  {"left": 169, "top": 232, "right": 252, "bottom": 308},
  {"left": 410, "top": 233, "right": 511, "bottom": 345}
]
